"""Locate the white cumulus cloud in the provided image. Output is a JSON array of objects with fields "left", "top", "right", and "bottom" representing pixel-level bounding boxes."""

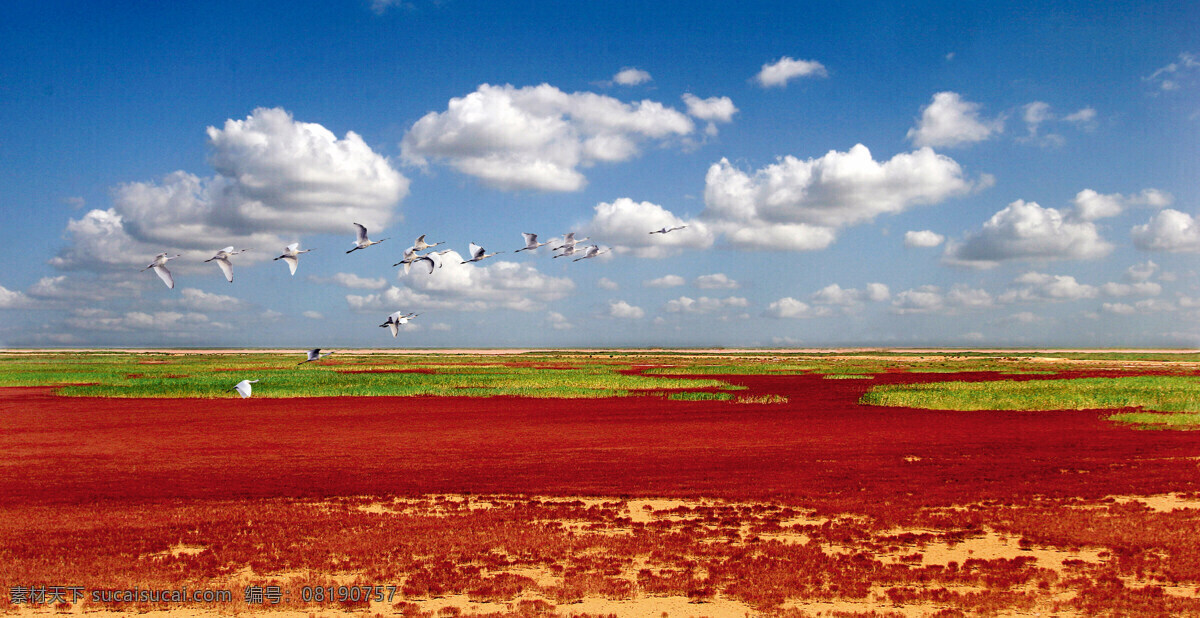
[
  {"left": 346, "top": 254, "right": 574, "bottom": 313},
  {"left": 764, "top": 297, "right": 830, "bottom": 319},
  {"left": 891, "top": 285, "right": 992, "bottom": 314},
  {"left": 644, "top": 275, "right": 685, "bottom": 288},
  {"left": 613, "top": 67, "right": 652, "bottom": 86},
  {"left": 904, "top": 230, "right": 945, "bottom": 248},
  {"left": 1072, "top": 188, "right": 1171, "bottom": 221},
  {"left": 906, "top": 92, "right": 1003, "bottom": 148},
  {"left": 1063, "top": 107, "right": 1098, "bottom": 129},
  {"left": 582, "top": 198, "right": 714, "bottom": 258},
  {"left": 755, "top": 56, "right": 828, "bottom": 87},
  {"left": 664, "top": 296, "right": 749, "bottom": 314},
  {"left": 1125, "top": 260, "right": 1159, "bottom": 283},
  {"left": 0, "top": 285, "right": 35, "bottom": 309},
  {"left": 809, "top": 282, "right": 890, "bottom": 308},
  {"left": 694, "top": 273, "right": 739, "bottom": 289},
  {"left": 401, "top": 83, "right": 694, "bottom": 192},
  {"left": 681, "top": 94, "right": 738, "bottom": 122},
  {"left": 944, "top": 200, "right": 1112, "bottom": 267},
  {"left": 608, "top": 300, "right": 645, "bottom": 319},
  {"left": 52, "top": 108, "right": 407, "bottom": 272},
  {"left": 702, "top": 145, "right": 977, "bottom": 251},
  {"left": 165, "top": 288, "right": 248, "bottom": 312},
  {"left": 546, "top": 311, "right": 573, "bottom": 330},
  {"left": 999, "top": 272, "right": 1098, "bottom": 303},
  {"left": 1131, "top": 209, "right": 1200, "bottom": 253}
]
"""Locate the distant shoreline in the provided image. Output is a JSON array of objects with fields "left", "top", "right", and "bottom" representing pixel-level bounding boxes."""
[{"left": 1, "top": 347, "right": 1197, "bottom": 354}]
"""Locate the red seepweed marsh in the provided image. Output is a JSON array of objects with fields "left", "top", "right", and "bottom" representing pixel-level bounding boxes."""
[{"left": 2, "top": 349, "right": 1199, "bottom": 616}]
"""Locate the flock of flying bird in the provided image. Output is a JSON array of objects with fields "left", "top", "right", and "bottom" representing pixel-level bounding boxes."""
[{"left": 139, "top": 222, "right": 688, "bottom": 397}]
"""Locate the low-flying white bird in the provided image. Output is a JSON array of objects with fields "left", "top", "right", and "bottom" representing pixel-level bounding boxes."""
[
  {"left": 231, "top": 379, "right": 259, "bottom": 398},
  {"left": 650, "top": 225, "right": 688, "bottom": 234},
  {"left": 552, "top": 232, "right": 589, "bottom": 252},
  {"left": 392, "top": 247, "right": 437, "bottom": 274},
  {"left": 515, "top": 232, "right": 552, "bottom": 252},
  {"left": 460, "top": 242, "right": 502, "bottom": 264},
  {"left": 347, "top": 223, "right": 388, "bottom": 253},
  {"left": 274, "top": 243, "right": 312, "bottom": 275},
  {"left": 572, "top": 245, "right": 609, "bottom": 262},
  {"left": 297, "top": 348, "right": 334, "bottom": 365},
  {"left": 205, "top": 246, "right": 247, "bottom": 283},
  {"left": 379, "top": 311, "right": 418, "bottom": 337},
  {"left": 392, "top": 246, "right": 418, "bottom": 267},
  {"left": 553, "top": 244, "right": 580, "bottom": 259},
  {"left": 413, "top": 234, "right": 443, "bottom": 251},
  {"left": 141, "top": 253, "right": 181, "bottom": 289}
]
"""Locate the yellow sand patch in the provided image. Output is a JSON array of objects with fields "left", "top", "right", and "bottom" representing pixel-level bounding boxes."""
[
  {"left": 1109, "top": 493, "right": 1200, "bottom": 512},
  {"left": 145, "top": 543, "right": 206, "bottom": 559},
  {"left": 885, "top": 528, "right": 1104, "bottom": 572}
]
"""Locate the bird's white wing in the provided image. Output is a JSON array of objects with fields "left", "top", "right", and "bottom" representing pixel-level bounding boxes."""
[
  {"left": 403, "top": 261, "right": 411, "bottom": 274},
  {"left": 388, "top": 322, "right": 399, "bottom": 337},
  {"left": 416, "top": 234, "right": 427, "bottom": 245},
  {"left": 286, "top": 242, "right": 299, "bottom": 253},
  {"left": 153, "top": 265, "right": 174, "bottom": 289},
  {"left": 353, "top": 223, "right": 368, "bottom": 243},
  {"left": 522, "top": 233, "right": 537, "bottom": 247},
  {"left": 283, "top": 255, "right": 298, "bottom": 275},
  {"left": 417, "top": 257, "right": 435, "bottom": 274},
  {"left": 220, "top": 246, "right": 234, "bottom": 254},
  {"left": 468, "top": 242, "right": 483, "bottom": 260},
  {"left": 215, "top": 257, "right": 233, "bottom": 282}
]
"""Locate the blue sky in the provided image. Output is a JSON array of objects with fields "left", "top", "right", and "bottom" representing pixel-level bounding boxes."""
[{"left": 1, "top": 0, "right": 1197, "bottom": 348}]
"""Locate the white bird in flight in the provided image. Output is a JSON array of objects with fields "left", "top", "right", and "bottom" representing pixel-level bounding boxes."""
[
  {"left": 274, "top": 243, "right": 312, "bottom": 275},
  {"left": 141, "top": 253, "right": 180, "bottom": 289},
  {"left": 392, "top": 247, "right": 436, "bottom": 274},
  {"left": 552, "top": 232, "right": 588, "bottom": 252},
  {"left": 297, "top": 348, "right": 334, "bottom": 365},
  {"left": 515, "top": 232, "right": 552, "bottom": 252},
  {"left": 205, "top": 246, "right": 247, "bottom": 283},
  {"left": 413, "top": 234, "right": 443, "bottom": 251},
  {"left": 572, "top": 245, "right": 609, "bottom": 262},
  {"left": 553, "top": 244, "right": 580, "bottom": 259},
  {"left": 347, "top": 223, "right": 388, "bottom": 253},
  {"left": 392, "top": 246, "right": 418, "bottom": 267},
  {"left": 650, "top": 225, "right": 688, "bottom": 234},
  {"left": 380, "top": 311, "right": 418, "bottom": 337},
  {"left": 231, "top": 379, "right": 259, "bottom": 398},
  {"left": 461, "top": 242, "right": 502, "bottom": 264}
]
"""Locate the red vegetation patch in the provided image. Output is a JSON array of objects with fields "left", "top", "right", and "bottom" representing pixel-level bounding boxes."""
[
  {"left": 1, "top": 370, "right": 1199, "bottom": 615},
  {"left": 0, "top": 371, "right": 1197, "bottom": 513}
]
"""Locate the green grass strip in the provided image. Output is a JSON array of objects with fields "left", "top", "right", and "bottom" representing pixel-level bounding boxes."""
[{"left": 861, "top": 376, "right": 1200, "bottom": 428}]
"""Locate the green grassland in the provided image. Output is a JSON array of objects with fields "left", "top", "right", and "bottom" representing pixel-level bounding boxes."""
[
  {"left": 0, "top": 352, "right": 739, "bottom": 399},
  {"left": 3, "top": 351, "right": 1199, "bottom": 430},
  {"left": 860, "top": 376, "right": 1200, "bottom": 429}
]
